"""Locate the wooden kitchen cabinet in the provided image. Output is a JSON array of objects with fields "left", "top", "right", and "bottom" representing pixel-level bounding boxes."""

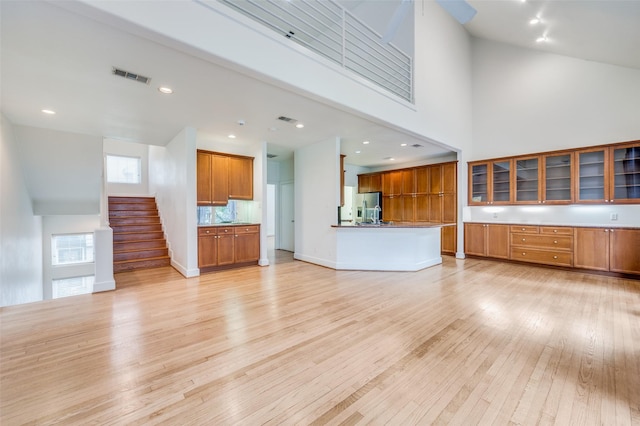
[
  {"left": 382, "top": 195, "right": 403, "bottom": 222},
  {"left": 429, "top": 162, "right": 457, "bottom": 223},
  {"left": 441, "top": 225, "right": 457, "bottom": 256},
  {"left": 464, "top": 223, "right": 509, "bottom": 259},
  {"left": 357, "top": 173, "right": 382, "bottom": 193},
  {"left": 197, "top": 150, "right": 253, "bottom": 206},
  {"left": 515, "top": 156, "right": 541, "bottom": 203},
  {"left": 468, "top": 160, "right": 512, "bottom": 205},
  {"left": 543, "top": 153, "right": 573, "bottom": 203},
  {"left": 574, "top": 227, "right": 640, "bottom": 274},
  {"left": 383, "top": 170, "right": 403, "bottom": 196},
  {"left": 233, "top": 225, "right": 260, "bottom": 264},
  {"left": 610, "top": 142, "right": 640, "bottom": 203},
  {"left": 509, "top": 226, "right": 573, "bottom": 267},
  {"left": 228, "top": 155, "right": 254, "bottom": 200},
  {"left": 198, "top": 225, "right": 260, "bottom": 270}
]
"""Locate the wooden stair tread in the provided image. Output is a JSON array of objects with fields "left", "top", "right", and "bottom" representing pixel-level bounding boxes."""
[
  {"left": 114, "top": 255, "right": 170, "bottom": 264},
  {"left": 114, "top": 246, "right": 167, "bottom": 254}
]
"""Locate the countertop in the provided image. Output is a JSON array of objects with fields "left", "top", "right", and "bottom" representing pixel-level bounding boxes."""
[
  {"left": 463, "top": 221, "right": 639, "bottom": 229},
  {"left": 332, "top": 222, "right": 454, "bottom": 229},
  {"left": 198, "top": 223, "right": 260, "bottom": 227}
]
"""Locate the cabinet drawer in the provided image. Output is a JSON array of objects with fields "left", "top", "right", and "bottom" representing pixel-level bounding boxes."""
[
  {"left": 199, "top": 227, "right": 217, "bottom": 236},
  {"left": 540, "top": 226, "right": 573, "bottom": 235},
  {"left": 510, "top": 225, "right": 539, "bottom": 234},
  {"left": 510, "top": 248, "right": 573, "bottom": 267},
  {"left": 510, "top": 234, "right": 573, "bottom": 250},
  {"left": 217, "top": 227, "right": 235, "bottom": 235},
  {"left": 234, "top": 225, "right": 259, "bottom": 234}
]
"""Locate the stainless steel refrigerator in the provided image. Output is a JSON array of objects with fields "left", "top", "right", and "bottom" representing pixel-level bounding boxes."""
[{"left": 354, "top": 191, "right": 382, "bottom": 223}]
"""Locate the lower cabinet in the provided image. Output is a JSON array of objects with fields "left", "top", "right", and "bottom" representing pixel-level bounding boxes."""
[
  {"left": 465, "top": 222, "right": 639, "bottom": 276},
  {"left": 464, "top": 223, "right": 509, "bottom": 259},
  {"left": 509, "top": 225, "right": 573, "bottom": 267},
  {"left": 574, "top": 227, "right": 640, "bottom": 274},
  {"left": 198, "top": 225, "right": 260, "bottom": 270},
  {"left": 441, "top": 225, "right": 457, "bottom": 256}
]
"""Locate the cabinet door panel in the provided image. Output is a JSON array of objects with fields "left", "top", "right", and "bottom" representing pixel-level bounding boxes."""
[
  {"left": 611, "top": 144, "right": 640, "bottom": 202},
  {"left": 574, "top": 227, "right": 609, "bottom": 271},
  {"left": 442, "top": 193, "right": 456, "bottom": 223},
  {"left": 401, "top": 170, "right": 416, "bottom": 195},
  {"left": 469, "top": 163, "right": 489, "bottom": 204},
  {"left": 217, "top": 234, "right": 235, "bottom": 265},
  {"left": 228, "top": 156, "right": 253, "bottom": 200},
  {"left": 197, "top": 152, "right": 212, "bottom": 204},
  {"left": 441, "top": 225, "right": 456, "bottom": 255},
  {"left": 492, "top": 160, "right": 511, "bottom": 203},
  {"left": 428, "top": 194, "right": 442, "bottom": 222},
  {"left": 429, "top": 165, "right": 443, "bottom": 194},
  {"left": 415, "top": 167, "right": 429, "bottom": 194},
  {"left": 576, "top": 149, "right": 608, "bottom": 203},
  {"left": 235, "top": 233, "right": 260, "bottom": 263},
  {"left": 211, "top": 154, "right": 229, "bottom": 205},
  {"left": 486, "top": 225, "right": 510, "bottom": 259},
  {"left": 442, "top": 163, "right": 457, "bottom": 194},
  {"left": 401, "top": 195, "right": 415, "bottom": 222},
  {"left": 414, "top": 195, "right": 430, "bottom": 222},
  {"left": 464, "top": 223, "right": 486, "bottom": 256},
  {"left": 198, "top": 235, "right": 217, "bottom": 267},
  {"left": 609, "top": 229, "right": 640, "bottom": 274},
  {"left": 515, "top": 157, "right": 540, "bottom": 203},
  {"left": 382, "top": 196, "right": 403, "bottom": 222},
  {"left": 544, "top": 153, "right": 572, "bottom": 203}
]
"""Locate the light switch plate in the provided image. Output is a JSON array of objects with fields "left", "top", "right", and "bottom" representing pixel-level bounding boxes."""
[{"left": 610, "top": 213, "right": 618, "bottom": 221}]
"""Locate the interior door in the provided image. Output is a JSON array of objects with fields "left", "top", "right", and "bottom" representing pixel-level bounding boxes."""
[{"left": 280, "top": 182, "right": 295, "bottom": 252}]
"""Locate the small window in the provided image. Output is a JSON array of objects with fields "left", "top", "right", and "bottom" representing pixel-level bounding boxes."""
[
  {"left": 106, "top": 154, "right": 141, "bottom": 184},
  {"left": 51, "top": 233, "right": 94, "bottom": 265},
  {"left": 52, "top": 275, "right": 94, "bottom": 299}
]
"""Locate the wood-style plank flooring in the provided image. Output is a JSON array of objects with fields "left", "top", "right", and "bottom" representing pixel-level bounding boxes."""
[{"left": 1, "top": 252, "right": 639, "bottom": 425}]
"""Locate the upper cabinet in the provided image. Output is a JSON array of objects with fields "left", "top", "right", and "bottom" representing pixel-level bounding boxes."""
[
  {"left": 469, "top": 160, "right": 512, "bottom": 205},
  {"left": 469, "top": 141, "right": 640, "bottom": 206},
  {"left": 197, "top": 150, "right": 254, "bottom": 206},
  {"left": 357, "top": 173, "right": 382, "bottom": 193}
]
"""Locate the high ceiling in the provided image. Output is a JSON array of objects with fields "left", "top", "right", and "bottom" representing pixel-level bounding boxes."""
[{"left": 1, "top": 1, "right": 638, "bottom": 168}]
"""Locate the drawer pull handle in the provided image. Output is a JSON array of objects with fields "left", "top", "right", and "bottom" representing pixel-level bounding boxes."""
[{"left": 553, "top": 256, "right": 558, "bottom": 259}]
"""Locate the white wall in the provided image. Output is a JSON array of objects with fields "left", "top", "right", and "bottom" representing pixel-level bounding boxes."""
[
  {"left": 471, "top": 38, "right": 640, "bottom": 161},
  {"left": 14, "top": 126, "right": 102, "bottom": 215},
  {"left": 294, "top": 137, "right": 340, "bottom": 267},
  {"left": 41, "top": 215, "right": 100, "bottom": 300},
  {"left": 1, "top": 114, "right": 43, "bottom": 306},
  {"left": 104, "top": 138, "right": 150, "bottom": 196},
  {"left": 149, "top": 127, "right": 198, "bottom": 277}
]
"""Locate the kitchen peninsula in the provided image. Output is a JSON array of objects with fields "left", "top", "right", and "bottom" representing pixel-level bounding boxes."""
[{"left": 331, "top": 222, "right": 453, "bottom": 271}]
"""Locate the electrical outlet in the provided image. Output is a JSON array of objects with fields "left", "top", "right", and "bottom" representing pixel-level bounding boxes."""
[
  {"left": 493, "top": 213, "right": 498, "bottom": 219},
  {"left": 610, "top": 213, "right": 618, "bottom": 221}
]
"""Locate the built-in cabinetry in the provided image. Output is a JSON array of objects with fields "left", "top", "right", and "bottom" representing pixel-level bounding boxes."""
[
  {"left": 464, "top": 223, "right": 509, "bottom": 259},
  {"left": 574, "top": 227, "right": 640, "bottom": 274},
  {"left": 509, "top": 225, "right": 573, "bottom": 267},
  {"left": 469, "top": 141, "right": 639, "bottom": 205},
  {"left": 198, "top": 225, "right": 260, "bottom": 270},
  {"left": 197, "top": 150, "right": 254, "bottom": 206},
  {"left": 358, "top": 162, "right": 457, "bottom": 255},
  {"left": 464, "top": 223, "right": 639, "bottom": 276}
]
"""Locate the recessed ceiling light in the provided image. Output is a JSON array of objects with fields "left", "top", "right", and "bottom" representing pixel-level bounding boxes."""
[
  {"left": 529, "top": 16, "right": 541, "bottom": 25},
  {"left": 269, "top": 127, "right": 278, "bottom": 131},
  {"left": 228, "top": 134, "right": 236, "bottom": 139},
  {"left": 295, "top": 123, "right": 304, "bottom": 129},
  {"left": 42, "top": 109, "right": 56, "bottom": 115},
  {"left": 158, "top": 87, "right": 173, "bottom": 94},
  {"left": 536, "top": 35, "right": 549, "bottom": 43},
  {"left": 400, "top": 143, "right": 407, "bottom": 147},
  {"left": 355, "top": 150, "right": 361, "bottom": 154},
  {"left": 362, "top": 141, "right": 370, "bottom": 145}
]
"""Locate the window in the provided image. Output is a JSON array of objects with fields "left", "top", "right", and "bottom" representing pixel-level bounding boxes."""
[
  {"left": 106, "top": 154, "right": 141, "bottom": 184},
  {"left": 51, "top": 233, "right": 94, "bottom": 265},
  {"left": 52, "top": 275, "right": 94, "bottom": 299}
]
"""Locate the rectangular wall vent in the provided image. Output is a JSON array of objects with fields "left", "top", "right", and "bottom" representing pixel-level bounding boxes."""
[
  {"left": 267, "top": 154, "right": 278, "bottom": 158},
  {"left": 411, "top": 144, "right": 423, "bottom": 148},
  {"left": 277, "top": 116, "right": 297, "bottom": 123},
  {"left": 112, "top": 67, "right": 151, "bottom": 85}
]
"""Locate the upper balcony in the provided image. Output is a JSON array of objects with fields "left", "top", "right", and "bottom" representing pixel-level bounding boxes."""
[{"left": 216, "top": 0, "right": 414, "bottom": 103}]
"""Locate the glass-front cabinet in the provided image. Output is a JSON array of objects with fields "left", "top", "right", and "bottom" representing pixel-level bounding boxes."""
[
  {"left": 515, "top": 157, "right": 540, "bottom": 203},
  {"left": 611, "top": 143, "right": 640, "bottom": 203},
  {"left": 469, "top": 160, "right": 512, "bottom": 205},
  {"left": 575, "top": 147, "right": 608, "bottom": 203},
  {"left": 543, "top": 153, "right": 573, "bottom": 203}
]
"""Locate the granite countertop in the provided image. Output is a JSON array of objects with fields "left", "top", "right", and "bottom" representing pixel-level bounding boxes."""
[{"left": 332, "top": 222, "right": 454, "bottom": 228}]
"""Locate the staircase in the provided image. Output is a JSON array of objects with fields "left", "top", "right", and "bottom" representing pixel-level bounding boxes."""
[{"left": 108, "top": 196, "right": 171, "bottom": 273}]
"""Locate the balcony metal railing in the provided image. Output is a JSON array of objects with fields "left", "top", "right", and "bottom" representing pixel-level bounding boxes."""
[{"left": 217, "top": 0, "right": 413, "bottom": 103}]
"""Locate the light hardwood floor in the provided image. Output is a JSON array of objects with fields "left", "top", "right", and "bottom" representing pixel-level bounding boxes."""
[{"left": 1, "top": 253, "right": 639, "bottom": 425}]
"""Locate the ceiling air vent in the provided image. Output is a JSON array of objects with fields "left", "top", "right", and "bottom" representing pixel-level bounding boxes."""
[
  {"left": 267, "top": 154, "right": 278, "bottom": 159},
  {"left": 411, "top": 144, "right": 423, "bottom": 148},
  {"left": 277, "top": 116, "right": 297, "bottom": 124},
  {"left": 112, "top": 67, "right": 151, "bottom": 85}
]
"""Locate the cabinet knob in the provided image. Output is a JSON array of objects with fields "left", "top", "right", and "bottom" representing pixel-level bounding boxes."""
[
  {"left": 553, "top": 255, "right": 558, "bottom": 259},
  {"left": 605, "top": 229, "right": 609, "bottom": 233},
  {"left": 522, "top": 238, "right": 526, "bottom": 241},
  {"left": 522, "top": 228, "right": 525, "bottom": 231},
  {"left": 246, "top": 228, "right": 249, "bottom": 231},
  {"left": 553, "top": 230, "right": 557, "bottom": 233},
  {"left": 206, "top": 230, "right": 210, "bottom": 234},
  {"left": 554, "top": 240, "right": 558, "bottom": 244},
  {"left": 224, "top": 229, "right": 228, "bottom": 232},
  {"left": 522, "top": 252, "right": 526, "bottom": 256},
  {"left": 610, "top": 229, "right": 614, "bottom": 233}
]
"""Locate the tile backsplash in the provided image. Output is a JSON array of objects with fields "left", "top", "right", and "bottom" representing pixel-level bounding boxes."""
[{"left": 197, "top": 200, "right": 260, "bottom": 225}]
